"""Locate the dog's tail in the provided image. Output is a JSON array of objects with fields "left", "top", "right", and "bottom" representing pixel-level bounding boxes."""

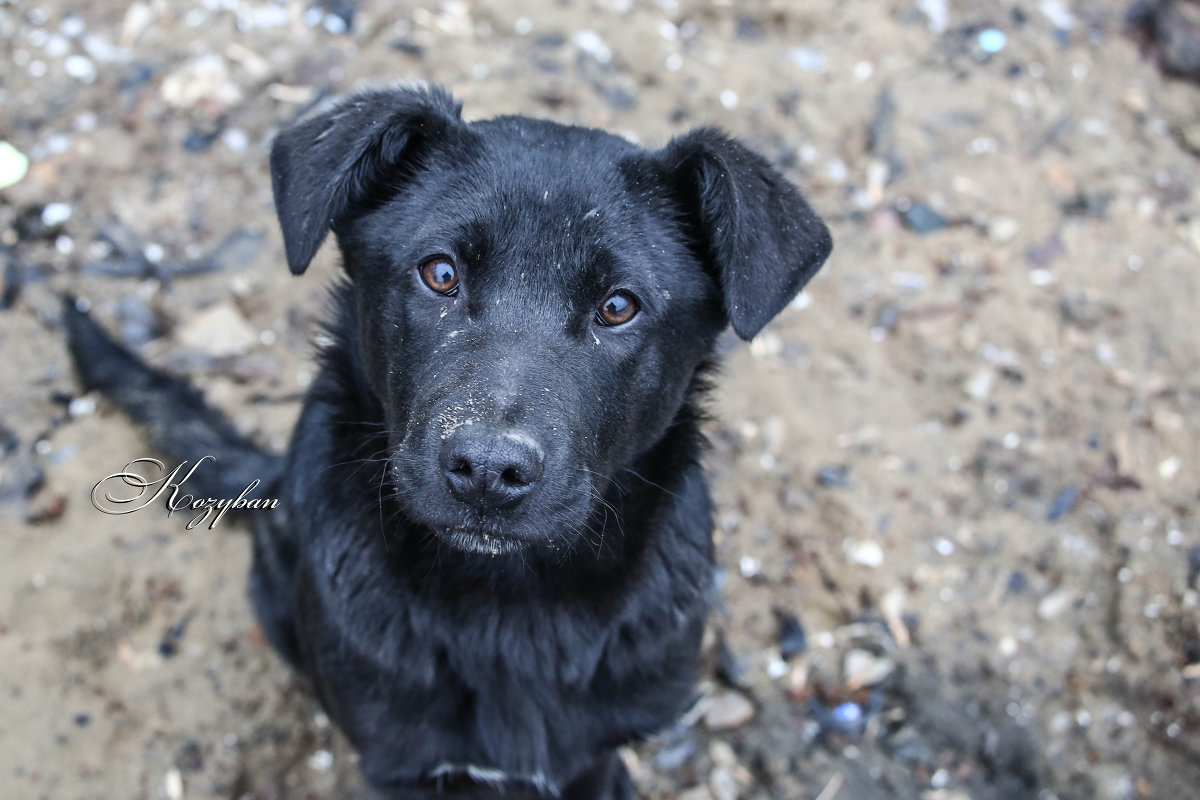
[{"left": 62, "top": 296, "right": 284, "bottom": 499}]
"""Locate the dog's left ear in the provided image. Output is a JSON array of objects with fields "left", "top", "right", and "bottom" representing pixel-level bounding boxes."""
[
  {"left": 270, "top": 85, "right": 467, "bottom": 275},
  {"left": 657, "top": 128, "right": 832, "bottom": 340}
]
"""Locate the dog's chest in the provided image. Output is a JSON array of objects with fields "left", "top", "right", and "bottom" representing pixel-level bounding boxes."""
[{"left": 297, "top": 545, "right": 643, "bottom": 788}]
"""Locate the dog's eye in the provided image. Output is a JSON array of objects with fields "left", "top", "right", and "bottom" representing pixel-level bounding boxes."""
[
  {"left": 419, "top": 257, "right": 459, "bottom": 295},
  {"left": 596, "top": 291, "right": 639, "bottom": 326}
]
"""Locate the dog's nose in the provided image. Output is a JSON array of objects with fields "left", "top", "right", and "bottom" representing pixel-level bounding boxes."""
[{"left": 439, "top": 427, "right": 545, "bottom": 510}]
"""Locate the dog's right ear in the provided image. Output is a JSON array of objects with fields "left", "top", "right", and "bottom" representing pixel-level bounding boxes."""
[{"left": 270, "top": 85, "right": 466, "bottom": 275}]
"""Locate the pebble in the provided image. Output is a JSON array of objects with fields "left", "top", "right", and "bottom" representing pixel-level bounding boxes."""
[
  {"left": 1039, "top": 0, "right": 1076, "bottom": 30},
  {"left": 817, "top": 465, "right": 850, "bottom": 488},
  {"left": 845, "top": 539, "right": 884, "bottom": 568},
  {"left": 1007, "top": 571, "right": 1029, "bottom": 594},
  {"left": 831, "top": 702, "right": 864, "bottom": 735},
  {"left": 572, "top": 30, "right": 612, "bottom": 64},
  {"left": 703, "top": 690, "right": 755, "bottom": 730},
  {"left": 978, "top": 29, "right": 1007, "bottom": 54},
  {"left": 1158, "top": 456, "right": 1181, "bottom": 480},
  {"left": 64, "top": 54, "right": 96, "bottom": 83},
  {"left": 0, "top": 142, "right": 29, "bottom": 190},
  {"left": 68, "top": 396, "right": 96, "bottom": 418},
  {"left": 164, "top": 769, "right": 183, "bottom": 800},
  {"left": 1046, "top": 485, "right": 1078, "bottom": 522},
  {"left": 774, "top": 609, "right": 808, "bottom": 660},
  {"left": 988, "top": 216, "right": 1019, "bottom": 243},
  {"left": 1038, "top": 589, "right": 1075, "bottom": 621},
  {"left": 307, "top": 749, "right": 334, "bottom": 771},
  {"left": 41, "top": 203, "right": 72, "bottom": 228},
  {"left": 964, "top": 370, "right": 995, "bottom": 402},
  {"left": 898, "top": 200, "right": 947, "bottom": 234},
  {"left": 738, "top": 555, "right": 761, "bottom": 578},
  {"left": 177, "top": 303, "right": 258, "bottom": 358},
  {"left": 844, "top": 649, "right": 895, "bottom": 689},
  {"left": 891, "top": 271, "right": 927, "bottom": 292},
  {"left": 872, "top": 303, "right": 900, "bottom": 339},
  {"left": 708, "top": 767, "right": 738, "bottom": 800},
  {"left": 917, "top": 0, "right": 949, "bottom": 33},
  {"left": 788, "top": 47, "right": 827, "bottom": 72}
]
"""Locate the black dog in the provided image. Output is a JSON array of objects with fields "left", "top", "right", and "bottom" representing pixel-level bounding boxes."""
[{"left": 65, "top": 85, "right": 831, "bottom": 799}]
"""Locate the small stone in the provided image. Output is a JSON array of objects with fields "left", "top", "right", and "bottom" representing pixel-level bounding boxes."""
[
  {"left": 917, "top": 0, "right": 948, "bottom": 33},
  {"left": 788, "top": 47, "right": 827, "bottom": 72},
  {"left": 164, "top": 769, "right": 183, "bottom": 800},
  {"left": 41, "top": 203, "right": 72, "bottom": 228},
  {"left": 177, "top": 303, "right": 257, "bottom": 358},
  {"left": 898, "top": 200, "right": 947, "bottom": 234},
  {"left": 988, "top": 216, "right": 1019, "bottom": 243},
  {"left": 1158, "top": 457, "right": 1181, "bottom": 480},
  {"left": 708, "top": 767, "right": 739, "bottom": 800},
  {"left": 1046, "top": 485, "right": 1077, "bottom": 522},
  {"left": 831, "top": 702, "right": 864, "bottom": 735},
  {"left": 1038, "top": 589, "right": 1075, "bottom": 620},
  {"left": 817, "top": 464, "right": 850, "bottom": 487},
  {"left": 978, "top": 28, "right": 1007, "bottom": 53},
  {"left": 703, "top": 691, "right": 755, "bottom": 730},
  {"left": 845, "top": 539, "right": 884, "bottom": 568},
  {"left": 0, "top": 142, "right": 30, "bottom": 190},
  {"left": 307, "top": 749, "right": 334, "bottom": 771},
  {"left": 844, "top": 649, "right": 895, "bottom": 690},
  {"left": 64, "top": 54, "right": 97, "bottom": 82},
  {"left": 572, "top": 30, "right": 611, "bottom": 64},
  {"left": 68, "top": 396, "right": 96, "bottom": 418},
  {"left": 738, "top": 555, "right": 761, "bottom": 578},
  {"left": 965, "top": 370, "right": 995, "bottom": 402},
  {"left": 774, "top": 609, "right": 807, "bottom": 660},
  {"left": 1007, "top": 571, "right": 1028, "bottom": 594}
]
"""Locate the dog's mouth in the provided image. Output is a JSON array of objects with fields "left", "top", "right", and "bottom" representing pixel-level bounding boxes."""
[{"left": 437, "top": 527, "right": 534, "bottom": 557}]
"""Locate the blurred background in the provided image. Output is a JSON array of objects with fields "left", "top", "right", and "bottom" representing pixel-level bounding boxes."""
[{"left": 1, "top": 1, "right": 1198, "bottom": 798}]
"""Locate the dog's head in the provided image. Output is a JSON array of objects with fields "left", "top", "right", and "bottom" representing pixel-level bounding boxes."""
[{"left": 270, "top": 85, "right": 831, "bottom": 557}]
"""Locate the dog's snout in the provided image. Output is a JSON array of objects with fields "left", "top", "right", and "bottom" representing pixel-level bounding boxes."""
[{"left": 439, "top": 427, "right": 545, "bottom": 510}]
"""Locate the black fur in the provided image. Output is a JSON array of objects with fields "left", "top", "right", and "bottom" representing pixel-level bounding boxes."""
[{"left": 66, "top": 85, "right": 831, "bottom": 799}]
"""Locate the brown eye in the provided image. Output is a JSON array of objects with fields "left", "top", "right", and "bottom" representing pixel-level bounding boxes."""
[
  {"left": 596, "top": 290, "right": 639, "bottom": 326},
  {"left": 419, "top": 257, "right": 459, "bottom": 295}
]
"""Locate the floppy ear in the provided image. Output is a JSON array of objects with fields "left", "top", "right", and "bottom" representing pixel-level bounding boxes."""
[
  {"left": 658, "top": 128, "right": 832, "bottom": 340},
  {"left": 269, "top": 85, "right": 466, "bottom": 275}
]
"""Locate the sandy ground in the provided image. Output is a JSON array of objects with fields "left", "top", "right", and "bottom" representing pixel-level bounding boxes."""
[{"left": 1, "top": 1, "right": 1199, "bottom": 799}]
